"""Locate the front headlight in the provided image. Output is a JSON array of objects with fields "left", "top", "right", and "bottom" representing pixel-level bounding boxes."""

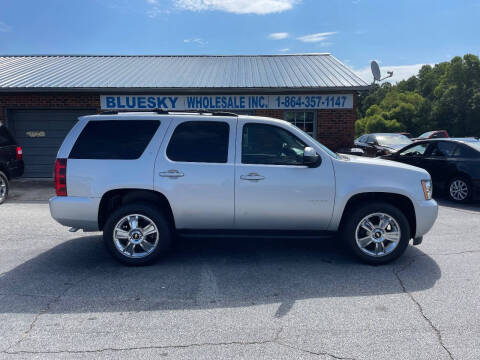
[{"left": 421, "top": 180, "right": 433, "bottom": 200}]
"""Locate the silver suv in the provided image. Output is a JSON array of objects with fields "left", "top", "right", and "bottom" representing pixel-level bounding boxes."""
[{"left": 49, "top": 112, "right": 438, "bottom": 265}]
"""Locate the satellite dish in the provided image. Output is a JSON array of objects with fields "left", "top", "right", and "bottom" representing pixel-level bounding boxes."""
[{"left": 371, "top": 61, "right": 381, "bottom": 81}]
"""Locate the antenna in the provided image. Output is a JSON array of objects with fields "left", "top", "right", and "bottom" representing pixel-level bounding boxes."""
[{"left": 371, "top": 60, "right": 393, "bottom": 83}]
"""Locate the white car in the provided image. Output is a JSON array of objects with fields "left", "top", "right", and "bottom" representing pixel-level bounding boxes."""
[{"left": 49, "top": 111, "right": 438, "bottom": 265}]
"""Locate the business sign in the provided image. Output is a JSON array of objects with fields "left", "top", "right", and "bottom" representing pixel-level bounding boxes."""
[{"left": 100, "top": 94, "right": 353, "bottom": 111}]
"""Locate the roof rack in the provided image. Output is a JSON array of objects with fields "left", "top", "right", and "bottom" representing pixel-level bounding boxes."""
[{"left": 97, "top": 109, "right": 238, "bottom": 117}]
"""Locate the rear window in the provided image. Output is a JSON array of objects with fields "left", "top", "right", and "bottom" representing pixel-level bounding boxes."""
[
  {"left": 69, "top": 120, "right": 160, "bottom": 159},
  {"left": 465, "top": 141, "right": 480, "bottom": 153},
  {"left": 0, "top": 126, "right": 15, "bottom": 147},
  {"left": 166, "top": 121, "right": 229, "bottom": 163},
  {"left": 454, "top": 143, "right": 480, "bottom": 158}
]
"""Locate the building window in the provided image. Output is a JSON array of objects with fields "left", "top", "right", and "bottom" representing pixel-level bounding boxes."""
[{"left": 284, "top": 111, "right": 316, "bottom": 137}]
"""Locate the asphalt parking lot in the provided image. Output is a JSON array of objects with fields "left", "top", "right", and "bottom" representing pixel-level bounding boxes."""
[{"left": 0, "top": 185, "right": 479, "bottom": 359}]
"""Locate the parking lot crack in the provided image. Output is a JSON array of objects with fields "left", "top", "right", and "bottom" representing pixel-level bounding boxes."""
[
  {"left": 3, "top": 267, "right": 103, "bottom": 353},
  {"left": 4, "top": 326, "right": 356, "bottom": 358},
  {"left": 3, "top": 339, "right": 277, "bottom": 355},
  {"left": 272, "top": 327, "right": 355, "bottom": 360},
  {"left": 275, "top": 342, "right": 357, "bottom": 360},
  {"left": 393, "top": 259, "right": 454, "bottom": 360}
]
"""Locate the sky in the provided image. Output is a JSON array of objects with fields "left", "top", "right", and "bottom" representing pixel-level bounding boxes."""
[{"left": 0, "top": 0, "right": 479, "bottom": 83}]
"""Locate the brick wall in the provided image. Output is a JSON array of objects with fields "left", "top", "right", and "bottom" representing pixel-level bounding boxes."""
[
  {"left": 254, "top": 109, "right": 284, "bottom": 119},
  {"left": 316, "top": 108, "right": 356, "bottom": 150},
  {"left": 0, "top": 93, "right": 101, "bottom": 124}
]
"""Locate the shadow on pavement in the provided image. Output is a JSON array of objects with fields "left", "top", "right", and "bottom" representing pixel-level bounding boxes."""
[
  {"left": 0, "top": 235, "right": 441, "bottom": 315},
  {"left": 436, "top": 198, "right": 480, "bottom": 213}
]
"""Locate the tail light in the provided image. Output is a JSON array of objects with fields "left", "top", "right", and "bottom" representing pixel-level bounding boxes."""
[
  {"left": 54, "top": 158, "right": 67, "bottom": 196},
  {"left": 16, "top": 146, "right": 23, "bottom": 160}
]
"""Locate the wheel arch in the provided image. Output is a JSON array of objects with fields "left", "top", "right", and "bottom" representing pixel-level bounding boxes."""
[
  {"left": 447, "top": 171, "right": 472, "bottom": 185},
  {"left": 0, "top": 165, "right": 9, "bottom": 180},
  {"left": 98, "top": 189, "right": 175, "bottom": 231},
  {"left": 339, "top": 192, "right": 416, "bottom": 238}
]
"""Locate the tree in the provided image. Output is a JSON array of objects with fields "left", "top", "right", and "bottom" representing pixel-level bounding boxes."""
[{"left": 356, "top": 54, "right": 480, "bottom": 137}]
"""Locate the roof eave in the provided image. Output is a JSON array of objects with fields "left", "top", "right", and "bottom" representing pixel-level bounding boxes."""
[{"left": 0, "top": 86, "right": 371, "bottom": 93}]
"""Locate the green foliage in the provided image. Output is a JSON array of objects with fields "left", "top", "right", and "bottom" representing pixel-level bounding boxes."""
[
  {"left": 356, "top": 54, "right": 480, "bottom": 137},
  {"left": 355, "top": 114, "right": 404, "bottom": 135}
]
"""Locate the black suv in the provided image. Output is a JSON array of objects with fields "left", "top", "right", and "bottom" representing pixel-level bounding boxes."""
[{"left": 0, "top": 124, "right": 24, "bottom": 204}]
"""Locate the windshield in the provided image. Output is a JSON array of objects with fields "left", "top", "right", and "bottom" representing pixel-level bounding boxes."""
[
  {"left": 418, "top": 131, "right": 434, "bottom": 138},
  {"left": 375, "top": 134, "right": 412, "bottom": 146}
]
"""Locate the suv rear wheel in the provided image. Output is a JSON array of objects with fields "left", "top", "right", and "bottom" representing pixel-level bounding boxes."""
[
  {"left": 0, "top": 171, "right": 9, "bottom": 205},
  {"left": 342, "top": 202, "right": 410, "bottom": 265},
  {"left": 103, "top": 203, "right": 172, "bottom": 265}
]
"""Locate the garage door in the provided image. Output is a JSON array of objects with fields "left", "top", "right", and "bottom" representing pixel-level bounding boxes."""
[{"left": 8, "top": 109, "right": 96, "bottom": 177}]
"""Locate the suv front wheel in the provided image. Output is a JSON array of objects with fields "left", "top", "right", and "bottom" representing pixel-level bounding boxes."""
[
  {"left": 103, "top": 203, "right": 172, "bottom": 265},
  {"left": 342, "top": 202, "right": 410, "bottom": 265}
]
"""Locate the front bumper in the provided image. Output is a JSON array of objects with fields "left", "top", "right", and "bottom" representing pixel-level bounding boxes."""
[
  {"left": 49, "top": 196, "right": 101, "bottom": 231},
  {"left": 414, "top": 199, "right": 438, "bottom": 238}
]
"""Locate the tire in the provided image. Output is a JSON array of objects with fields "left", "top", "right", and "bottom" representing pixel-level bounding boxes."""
[
  {"left": 103, "top": 202, "right": 172, "bottom": 265},
  {"left": 0, "top": 171, "right": 9, "bottom": 205},
  {"left": 447, "top": 177, "right": 472, "bottom": 203},
  {"left": 342, "top": 202, "right": 411, "bottom": 265}
]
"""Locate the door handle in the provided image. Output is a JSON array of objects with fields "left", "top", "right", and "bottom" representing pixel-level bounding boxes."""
[
  {"left": 240, "top": 172, "right": 265, "bottom": 181},
  {"left": 159, "top": 169, "right": 184, "bottom": 178}
]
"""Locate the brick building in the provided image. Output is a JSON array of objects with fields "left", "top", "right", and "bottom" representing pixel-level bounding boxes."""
[{"left": 0, "top": 54, "right": 369, "bottom": 177}]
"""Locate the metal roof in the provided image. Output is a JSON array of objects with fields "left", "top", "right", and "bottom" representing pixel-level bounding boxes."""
[{"left": 0, "top": 54, "right": 369, "bottom": 92}]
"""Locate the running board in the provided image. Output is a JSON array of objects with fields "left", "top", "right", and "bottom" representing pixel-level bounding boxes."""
[{"left": 176, "top": 229, "right": 336, "bottom": 240}]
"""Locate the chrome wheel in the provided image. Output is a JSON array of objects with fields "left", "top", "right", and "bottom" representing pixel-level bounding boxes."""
[
  {"left": 113, "top": 214, "right": 159, "bottom": 258},
  {"left": 449, "top": 180, "right": 469, "bottom": 201},
  {"left": 355, "top": 213, "right": 401, "bottom": 257},
  {"left": 0, "top": 176, "right": 7, "bottom": 202}
]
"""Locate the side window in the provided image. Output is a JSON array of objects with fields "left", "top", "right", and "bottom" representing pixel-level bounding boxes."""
[
  {"left": 357, "top": 135, "right": 367, "bottom": 143},
  {"left": 366, "top": 135, "right": 376, "bottom": 144},
  {"left": 69, "top": 120, "right": 160, "bottom": 159},
  {"left": 399, "top": 143, "right": 429, "bottom": 157},
  {"left": 166, "top": 121, "right": 229, "bottom": 163},
  {"left": 0, "top": 127, "right": 15, "bottom": 147},
  {"left": 453, "top": 144, "right": 477, "bottom": 158},
  {"left": 242, "top": 123, "right": 306, "bottom": 165},
  {"left": 430, "top": 141, "right": 456, "bottom": 157}
]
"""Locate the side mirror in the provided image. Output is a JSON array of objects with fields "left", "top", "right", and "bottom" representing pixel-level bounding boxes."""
[
  {"left": 367, "top": 140, "right": 376, "bottom": 145},
  {"left": 303, "top": 147, "right": 321, "bottom": 167}
]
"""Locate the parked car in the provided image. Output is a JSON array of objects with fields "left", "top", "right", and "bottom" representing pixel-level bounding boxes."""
[
  {"left": 354, "top": 133, "right": 412, "bottom": 157},
  {"left": 381, "top": 138, "right": 480, "bottom": 203},
  {"left": 413, "top": 130, "right": 449, "bottom": 141},
  {"left": 49, "top": 112, "right": 438, "bottom": 265},
  {"left": 336, "top": 147, "right": 365, "bottom": 156},
  {"left": 0, "top": 124, "right": 24, "bottom": 204}
]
